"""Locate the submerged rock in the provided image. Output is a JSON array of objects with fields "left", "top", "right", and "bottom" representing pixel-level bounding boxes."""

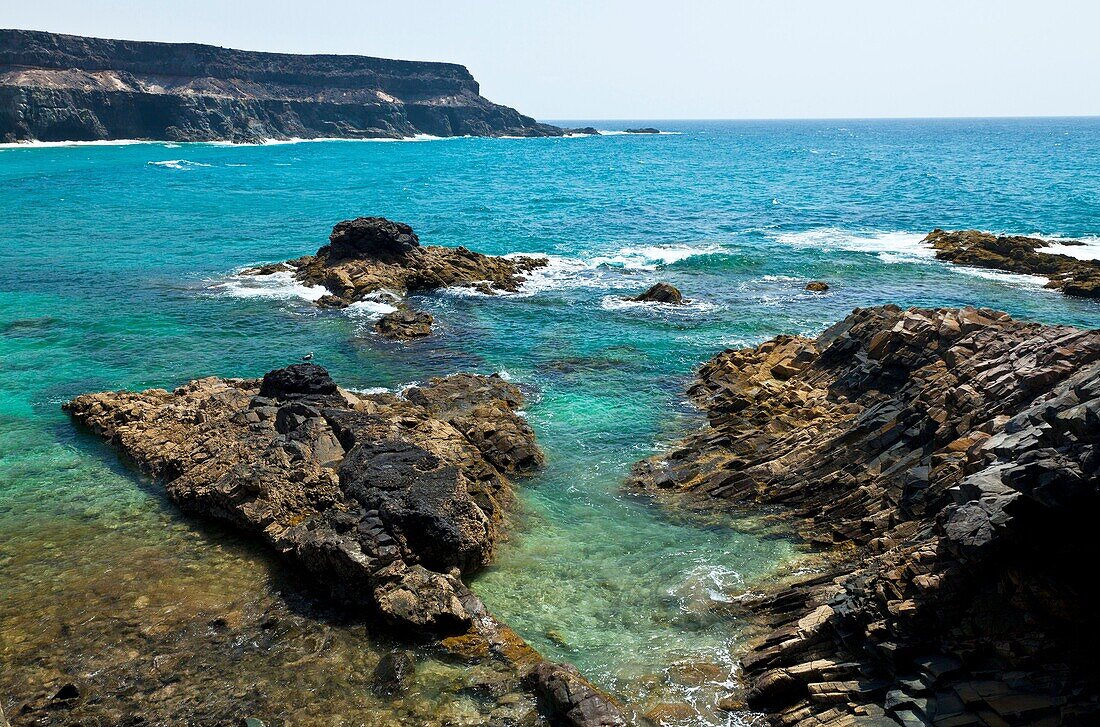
[
  {"left": 925, "top": 228, "right": 1100, "bottom": 297},
  {"left": 243, "top": 217, "right": 548, "bottom": 307},
  {"left": 804, "top": 281, "right": 829, "bottom": 292},
  {"left": 370, "top": 652, "right": 416, "bottom": 697},
  {"left": 631, "top": 282, "right": 684, "bottom": 304},
  {"left": 630, "top": 305, "right": 1100, "bottom": 725},
  {"left": 375, "top": 309, "right": 434, "bottom": 339}
]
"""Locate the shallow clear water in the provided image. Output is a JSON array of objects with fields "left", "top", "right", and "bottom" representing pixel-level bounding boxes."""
[{"left": 2, "top": 119, "right": 1099, "bottom": 723}]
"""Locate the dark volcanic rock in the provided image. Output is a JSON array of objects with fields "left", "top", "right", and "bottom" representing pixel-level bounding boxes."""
[
  {"left": 804, "top": 281, "right": 829, "bottom": 292},
  {"left": 374, "top": 309, "right": 434, "bottom": 339},
  {"left": 632, "top": 282, "right": 684, "bottom": 304},
  {"left": 0, "top": 29, "right": 564, "bottom": 143},
  {"left": 623, "top": 128, "right": 660, "bottom": 134},
  {"left": 370, "top": 652, "right": 416, "bottom": 697},
  {"left": 565, "top": 127, "right": 601, "bottom": 135},
  {"left": 243, "top": 217, "right": 548, "bottom": 306},
  {"left": 326, "top": 217, "right": 420, "bottom": 260},
  {"left": 925, "top": 228, "right": 1100, "bottom": 297},
  {"left": 630, "top": 306, "right": 1100, "bottom": 726},
  {"left": 258, "top": 363, "right": 337, "bottom": 398}
]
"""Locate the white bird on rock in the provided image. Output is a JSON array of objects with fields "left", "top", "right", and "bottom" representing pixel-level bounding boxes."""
[{"left": 302, "top": 352, "right": 314, "bottom": 361}]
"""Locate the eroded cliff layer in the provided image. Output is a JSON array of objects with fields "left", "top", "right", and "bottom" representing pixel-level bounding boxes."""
[
  {"left": 0, "top": 29, "right": 563, "bottom": 142},
  {"left": 631, "top": 306, "right": 1100, "bottom": 726}
]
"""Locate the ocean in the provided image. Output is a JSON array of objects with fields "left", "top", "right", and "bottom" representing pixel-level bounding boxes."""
[{"left": 2, "top": 118, "right": 1098, "bottom": 724}]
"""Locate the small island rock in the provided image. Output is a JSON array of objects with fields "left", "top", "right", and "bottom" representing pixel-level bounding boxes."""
[{"left": 632, "top": 282, "right": 684, "bottom": 304}]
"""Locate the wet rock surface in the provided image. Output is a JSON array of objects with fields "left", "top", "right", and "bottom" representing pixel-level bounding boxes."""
[
  {"left": 375, "top": 309, "right": 434, "bottom": 339},
  {"left": 630, "top": 305, "right": 1100, "bottom": 726},
  {"left": 925, "top": 228, "right": 1100, "bottom": 297},
  {"left": 0, "top": 30, "right": 564, "bottom": 142},
  {"left": 243, "top": 216, "right": 548, "bottom": 308},
  {"left": 804, "top": 281, "right": 829, "bottom": 292},
  {"left": 623, "top": 128, "right": 660, "bottom": 134},
  {"left": 631, "top": 282, "right": 684, "bottom": 305},
  {"left": 64, "top": 363, "right": 627, "bottom": 725}
]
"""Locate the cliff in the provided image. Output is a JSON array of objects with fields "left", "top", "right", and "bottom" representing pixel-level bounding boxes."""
[
  {"left": 0, "top": 29, "right": 564, "bottom": 142},
  {"left": 631, "top": 306, "right": 1100, "bottom": 726}
]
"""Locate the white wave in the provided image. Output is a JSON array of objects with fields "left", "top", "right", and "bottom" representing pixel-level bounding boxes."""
[
  {"left": 348, "top": 386, "right": 391, "bottom": 396},
  {"left": 947, "top": 267, "right": 1051, "bottom": 287},
  {"left": 590, "top": 244, "right": 722, "bottom": 270},
  {"left": 774, "top": 229, "right": 933, "bottom": 264},
  {"left": 1030, "top": 234, "right": 1100, "bottom": 261},
  {"left": 148, "top": 159, "right": 213, "bottom": 170},
  {"left": 600, "top": 295, "right": 718, "bottom": 314},
  {"left": 344, "top": 299, "right": 399, "bottom": 319},
  {"left": 214, "top": 270, "right": 326, "bottom": 301},
  {"left": 0, "top": 138, "right": 163, "bottom": 149}
]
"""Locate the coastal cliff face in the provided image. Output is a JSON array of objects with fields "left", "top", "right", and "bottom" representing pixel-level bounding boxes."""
[
  {"left": 0, "top": 29, "right": 563, "bottom": 142},
  {"left": 631, "top": 306, "right": 1100, "bottom": 726}
]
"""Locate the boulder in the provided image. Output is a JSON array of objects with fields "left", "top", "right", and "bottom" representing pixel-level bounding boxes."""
[
  {"left": 258, "top": 363, "right": 337, "bottom": 399},
  {"left": 805, "top": 281, "right": 829, "bottom": 292},
  {"left": 324, "top": 217, "right": 420, "bottom": 260},
  {"left": 370, "top": 652, "right": 417, "bottom": 697},
  {"left": 374, "top": 309, "right": 434, "bottom": 339},
  {"left": 632, "top": 282, "right": 684, "bottom": 304}
]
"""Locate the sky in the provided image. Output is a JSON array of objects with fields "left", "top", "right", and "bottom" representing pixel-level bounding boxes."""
[{"left": 5, "top": 1, "right": 1100, "bottom": 120}]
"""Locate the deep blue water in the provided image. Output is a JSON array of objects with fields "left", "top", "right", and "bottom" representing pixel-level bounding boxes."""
[{"left": 2, "top": 118, "right": 1098, "bottom": 723}]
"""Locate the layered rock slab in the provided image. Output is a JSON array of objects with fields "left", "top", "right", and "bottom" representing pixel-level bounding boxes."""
[
  {"left": 630, "top": 306, "right": 1100, "bottom": 726},
  {"left": 65, "top": 363, "right": 628, "bottom": 725}
]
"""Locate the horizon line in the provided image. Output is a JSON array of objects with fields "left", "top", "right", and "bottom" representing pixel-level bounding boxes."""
[{"left": 543, "top": 114, "right": 1100, "bottom": 123}]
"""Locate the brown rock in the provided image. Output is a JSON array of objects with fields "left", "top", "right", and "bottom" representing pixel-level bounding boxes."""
[
  {"left": 374, "top": 309, "right": 434, "bottom": 339},
  {"left": 631, "top": 282, "right": 684, "bottom": 304},
  {"left": 805, "top": 281, "right": 829, "bottom": 292}
]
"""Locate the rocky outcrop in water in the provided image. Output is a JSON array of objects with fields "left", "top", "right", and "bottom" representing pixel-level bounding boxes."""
[
  {"left": 804, "top": 281, "right": 829, "bottom": 292},
  {"left": 925, "top": 229, "right": 1100, "bottom": 298},
  {"left": 631, "top": 306, "right": 1100, "bottom": 726},
  {"left": 632, "top": 282, "right": 684, "bottom": 304},
  {"left": 244, "top": 216, "right": 547, "bottom": 309},
  {"left": 375, "top": 308, "right": 434, "bottom": 339},
  {"left": 65, "top": 363, "right": 628, "bottom": 725},
  {"left": 0, "top": 29, "right": 563, "bottom": 142}
]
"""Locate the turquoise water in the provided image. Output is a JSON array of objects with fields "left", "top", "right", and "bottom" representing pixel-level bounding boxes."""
[{"left": 2, "top": 119, "right": 1099, "bottom": 722}]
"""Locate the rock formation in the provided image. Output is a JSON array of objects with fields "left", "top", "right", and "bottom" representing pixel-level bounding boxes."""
[
  {"left": 243, "top": 216, "right": 547, "bottom": 310},
  {"left": 805, "top": 281, "right": 829, "bottom": 292},
  {"left": 630, "top": 306, "right": 1100, "bottom": 726},
  {"left": 375, "top": 309, "right": 434, "bottom": 339},
  {"left": 66, "top": 363, "right": 628, "bottom": 726},
  {"left": 0, "top": 29, "right": 564, "bottom": 142},
  {"left": 623, "top": 128, "right": 660, "bottom": 134},
  {"left": 925, "top": 229, "right": 1100, "bottom": 298},
  {"left": 631, "top": 282, "right": 684, "bottom": 304}
]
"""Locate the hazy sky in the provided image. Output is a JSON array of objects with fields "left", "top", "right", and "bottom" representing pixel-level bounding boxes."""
[{"left": 6, "top": 1, "right": 1100, "bottom": 120}]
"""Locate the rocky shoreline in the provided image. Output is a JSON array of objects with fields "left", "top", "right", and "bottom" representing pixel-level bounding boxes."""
[
  {"left": 242, "top": 216, "right": 547, "bottom": 338},
  {"left": 925, "top": 229, "right": 1100, "bottom": 297},
  {"left": 0, "top": 29, "right": 563, "bottom": 143},
  {"left": 631, "top": 305, "right": 1100, "bottom": 725},
  {"left": 65, "top": 364, "right": 628, "bottom": 726}
]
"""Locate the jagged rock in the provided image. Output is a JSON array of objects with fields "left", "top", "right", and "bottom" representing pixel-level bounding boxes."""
[
  {"left": 632, "top": 282, "right": 684, "bottom": 304},
  {"left": 65, "top": 365, "right": 539, "bottom": 631},
  {"left": 0, "top": 30, "right": 564, "bottom": 142},
  {"left": 242, "top": 217, "right": 547, "bottom": 306},
  {"left": 64, "top": 365, "right": 624, "bottom": 722},
  {"left": 805, "top": 281, "right": 829, "bottom": 292},
  {"left": 375, "top": 309, "right": 434, "bottom": 339},
  {"left": 566, "top": 127, "right": 601, "bottom": 135},
  {"left": 630, "top": 305, "right": 1100, "bottom": 726},
  {"left": 925, "top": 228, "right": 1100, "bottom": 297}
]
